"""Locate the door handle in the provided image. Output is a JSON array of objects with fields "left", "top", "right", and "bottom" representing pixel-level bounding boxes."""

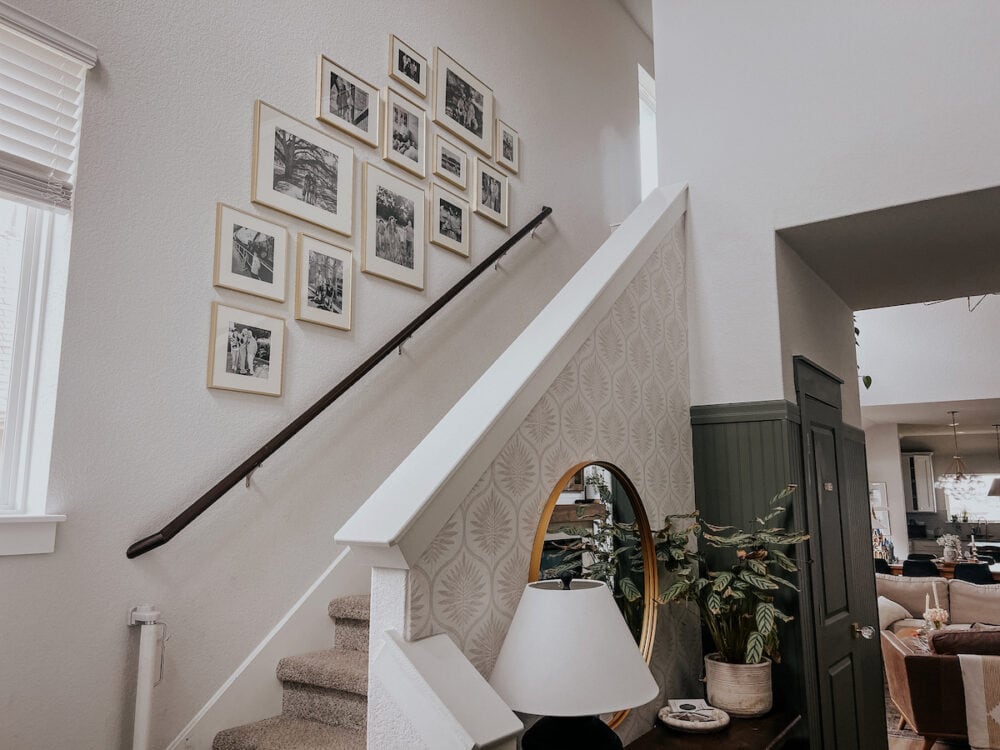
[{"left": 852, "top": 622, "right": 876, "bottom": 640}]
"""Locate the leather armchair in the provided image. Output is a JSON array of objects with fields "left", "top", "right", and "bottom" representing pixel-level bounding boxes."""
[{"left": 881, "top": 631, "right": 967, "bottom": 749}]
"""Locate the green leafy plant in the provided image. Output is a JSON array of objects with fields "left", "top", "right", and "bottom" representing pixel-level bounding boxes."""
[{"left": 657, "top": 485, "right": 808, "bottom": 665}]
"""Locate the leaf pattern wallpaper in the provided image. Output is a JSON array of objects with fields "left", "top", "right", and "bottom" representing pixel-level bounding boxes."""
[{"left": 406, "top": 221, "right": 701, "bottom": 743}]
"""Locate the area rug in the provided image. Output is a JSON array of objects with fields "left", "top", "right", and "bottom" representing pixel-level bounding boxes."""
[{"left": 885, "top": 682, "right": 970, "bottom": 747}]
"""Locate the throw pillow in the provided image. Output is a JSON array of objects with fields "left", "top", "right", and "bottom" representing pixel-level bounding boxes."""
[
  {"left": 878, "top": 596, "right": 912, "bottom": 631},
  {"left": 929, "top": 630, "right": 1000, "bottom": 656},
  {"left": 949, "top": 580, "right": 1000, "bottom": 625}
]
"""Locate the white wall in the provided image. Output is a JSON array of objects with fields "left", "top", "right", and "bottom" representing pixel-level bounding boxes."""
[
  {"left": 864, "top": 423, "right": 908, "bottom": 557},
  {"left": 857, "top": 297, "right": 1000, "bottom": 408},
  {"left": 654, "top": 0, "right": 1000, "bottom": 413},
  {"left": 0, "top": 2, "right": 651, "bottom": 747}
]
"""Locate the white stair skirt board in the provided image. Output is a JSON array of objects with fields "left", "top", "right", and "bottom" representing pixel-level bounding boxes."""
[
  {"left": 335, "top": 183, "right": 688, "bottom": 570},
  {"left": 165, "top": 548, "right": 370, "bottom": 750},
  {"left": 373, "top": 630, "right": 522, "bottom": 750}
]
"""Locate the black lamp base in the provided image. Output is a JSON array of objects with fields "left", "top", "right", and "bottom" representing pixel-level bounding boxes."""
[{"left": 522, "top": 715, "right": 623, "bottom": 750}]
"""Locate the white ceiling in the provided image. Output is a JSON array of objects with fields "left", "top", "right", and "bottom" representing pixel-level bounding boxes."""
[
  {"left": 778, "top": 185, "right": 1000, "bottom": 311},
  {"left": 617, "top": 0, "right": 653, "bottom": 42},
  {"left": 863, "top": 398, "right": 1000, "bottom": 455}
]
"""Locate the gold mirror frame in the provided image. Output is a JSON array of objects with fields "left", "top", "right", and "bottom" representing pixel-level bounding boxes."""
[{"left": 528, "top": 460, "right": 659, "bottom": 729}]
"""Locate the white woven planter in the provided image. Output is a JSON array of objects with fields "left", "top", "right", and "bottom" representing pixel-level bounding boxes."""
[{"left": 704, "top": 654, "right": 772, "bottom": 717}]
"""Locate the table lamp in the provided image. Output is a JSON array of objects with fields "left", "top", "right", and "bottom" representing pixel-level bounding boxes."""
[{"left": 489, "top": 578, "right": 659, "bottom": 750}]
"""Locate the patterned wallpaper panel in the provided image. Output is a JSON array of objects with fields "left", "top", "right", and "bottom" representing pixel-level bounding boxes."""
[{"left": 406, "top": 220, "right": 701, "bottom": 740}]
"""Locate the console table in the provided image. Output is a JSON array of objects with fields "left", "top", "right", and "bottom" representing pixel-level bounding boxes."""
[{"left": 626, "top": 712, "right": 801, "bottom": 749}]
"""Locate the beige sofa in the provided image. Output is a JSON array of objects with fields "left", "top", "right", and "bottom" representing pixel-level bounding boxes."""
[{"left": 875, "top": 573, "right": 1000, "bottom": 634}]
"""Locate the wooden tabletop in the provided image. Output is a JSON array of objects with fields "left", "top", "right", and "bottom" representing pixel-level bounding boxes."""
[{"left": 626, "top": 712, "right": 801, "bottom": 749}]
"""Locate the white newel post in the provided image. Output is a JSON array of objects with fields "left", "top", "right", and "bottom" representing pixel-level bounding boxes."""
[{"left": 129, "top": 604, "right": 163, "bottom": 750}]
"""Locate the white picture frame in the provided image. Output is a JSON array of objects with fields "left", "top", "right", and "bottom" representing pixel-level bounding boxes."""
[
  {"left": 495, "top": 118, "right": 519, "bottom": 174},
  {"left": 208, "top": 302, "right": 285, "bottom": 397},
  {"left": 295, "top": 233, "right": 353, "bottom": 331},
  {"left": 433, "top": 47, "right": 494, "bottom": 157},
  {"left": 213, "top": 203, "right": 288, "bottom": 302},
  {"left": 252, "top": 100, "right": 355, "bottom": 236},
  {"left": 429, "top": 183, "right": 470, "bottom": 258},
  {"left": 383, "top": 87, "right": 427, "bottom": 179},
  {"left": 362, "top": 162, "right": 426, "bottom": 290},
  {"left": 388, "top": 34, "right": 428, "bottom": 98},
  {"left": 316, "top": 55, "right": 381, "bottom": 148},
  {"left": 432, "top": 133, "right": 468, "bottom": 191},
  {"left": 474, "top": 157, "right": 509, "bottom": 228},
  {"left": 869, "top": 481, "right": 888, "bottom": 510}
]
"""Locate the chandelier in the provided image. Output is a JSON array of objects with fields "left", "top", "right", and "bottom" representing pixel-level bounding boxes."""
[{"left": 934, "top": 411, "right": 981, "bottom": 502}]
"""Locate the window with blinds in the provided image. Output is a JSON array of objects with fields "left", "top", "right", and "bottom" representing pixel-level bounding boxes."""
[
  {"left": 0, "top": 6, "right": 93, "bottom": 550},
  {"left": 0, "top": 21, "right": 88, "bottom": 209}
]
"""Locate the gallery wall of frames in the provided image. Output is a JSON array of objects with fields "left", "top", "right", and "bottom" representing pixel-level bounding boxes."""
[{"left": 208, "top": 37, "right": 522, "bottom": 396}]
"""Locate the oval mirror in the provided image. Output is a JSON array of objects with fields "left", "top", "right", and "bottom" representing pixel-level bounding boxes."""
[{"left": 529, "top": 461, "right": 658, "bottom": 728}]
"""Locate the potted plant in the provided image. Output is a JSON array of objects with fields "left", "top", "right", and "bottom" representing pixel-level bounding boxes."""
[
  {"left": 657, "top": 485, "right": 807, "bottom": 717},
  {"left": 937, "top": 533, "right": 961, "bottom": 562}
]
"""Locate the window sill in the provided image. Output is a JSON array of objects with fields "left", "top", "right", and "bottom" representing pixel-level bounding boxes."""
[{"left": 0, "top": 514, "right": 66, "bottom": 555}]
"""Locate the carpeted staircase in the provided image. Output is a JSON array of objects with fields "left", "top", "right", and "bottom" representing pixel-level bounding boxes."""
[{"left": 212, "top": 595, "right": 370, "bottom": 750}]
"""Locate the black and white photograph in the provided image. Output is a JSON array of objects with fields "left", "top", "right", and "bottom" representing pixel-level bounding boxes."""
[
  {"left": 389, "top": 34, "right": 427, "bottom": 98},
  {"left": 375, "top": 186, "right": 415, "bottom": 269},
  {"left": 253, "top": 101, "right": 354, "bottom": 236},
  {"left": 362, "top": 162, "right": 425, "bottom": 289},
  {"left": 430, "top": 183, "right": 470, "bottom": 257},
  {"left": 295, "top": 233, "right": 353, "bottom": 330},
  {"left": 495, "top": 118, "right": 519, "bottom": 173},
  {"left": 475, "top": 157, "right": 509, "bottom": 227},
  {"left": 213, "top": 203, "right": 288, "bottom": 302},
  {"left": 382, "top": 88, "right": 426, "bottom": 178},
  {"left": 433, "top": 48, "right": 494, "bottom": 156},
  {"left": 433, "top": 133, "right": 468, "bottom": 190},
  {"left": 208, "top": 302, "right": 285, "bottom": 396},
  {"left": 316, "top": 56, "right": 380, "bottom": 147}
]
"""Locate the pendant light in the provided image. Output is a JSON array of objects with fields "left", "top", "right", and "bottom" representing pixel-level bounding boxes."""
[
  {"left": 934, "top": 411, "right": 978, "bottom": 500},
  {"left": 989, "top": 424, "right": 1000, "bottom": 497}
]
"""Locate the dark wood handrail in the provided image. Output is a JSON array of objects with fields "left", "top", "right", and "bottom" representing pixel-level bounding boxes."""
[{"left": 127, "top": 206, "right": 552, "bottom": 558}]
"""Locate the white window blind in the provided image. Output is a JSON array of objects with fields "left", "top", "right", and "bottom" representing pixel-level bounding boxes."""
[{"left": 0, "top": 19, "right": 91, "bottom": 209}]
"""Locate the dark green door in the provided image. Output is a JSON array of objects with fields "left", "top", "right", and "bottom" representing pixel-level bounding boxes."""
[{"left": 795, "top": 357, "right": 886, "bottom": 750}]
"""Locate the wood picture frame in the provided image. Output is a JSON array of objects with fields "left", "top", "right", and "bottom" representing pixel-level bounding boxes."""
[
  {"left": 362, "top": 162, "right": 426, "bottom": 290},
  {"left": 295, "top": 233, "right": 353, "bottom": 331},
  {"left": 432, "top": 47, "right": 494, "bottom": 156},
  {"left": 388, "top": 34, "right": 428, "bottom": 98},
  {"left": 315, "top": 55, "right": 380, "bottom": 148},
  {"left": 208, "top": 302, "right": 285, "bottom": 397},
  {"left": 429, "top": 182, "right": 470, "bottom": 258},
  {"left": 495, "top": 118, "right": 519, "bottom": 174},
  {"left": 432, "top": 132, "right": 468, "bottom": 190},
  {"left": 252, "top": 100, "right": 355, "bottom": 236},
  {"left": 213, "top": 203, "right": 288, "bottom": 302},
  {"left": 474, "top": 157, "right": 508, "bottom": 227},
  {"left": 383, "top": 87, "right": 427, "bottom": 179}
]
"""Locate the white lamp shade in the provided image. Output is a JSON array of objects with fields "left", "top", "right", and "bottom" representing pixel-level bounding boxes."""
[{"left": 488, "top": 579, "right": 658, "bottom": 717}]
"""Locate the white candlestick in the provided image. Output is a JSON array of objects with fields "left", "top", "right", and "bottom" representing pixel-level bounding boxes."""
[
  {"left": 926, "top": 593, "right": 930, "bottom": 612},
  {"left": 933, "top": 582, "right": 940, "bottom": 609}
]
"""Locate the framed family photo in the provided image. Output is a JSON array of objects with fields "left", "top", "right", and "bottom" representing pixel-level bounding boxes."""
[
  {"left": 213, "top": 204, "right": 288, "bottom": 302},
  {"left": 383, "top": 87, "right": 426, "bottom": 178},
  {"left": 475, "top": 158, "right": 508, "bottom": 227},
  {"left": 362, "top": 162, "right": 425, "bottom": 290},
  {"left": 208, "top": 302, "right": 285, "bottom": 397},
  {"left": 296, "top": 233, "right": 353, "bottom": 331},
  {"left": 429, "top": 183, "right": 470, "bottom": 257},
  {"left": 433, "top": 48, "right": 494, "bottom": 156},
  {"left": 495, "top": 119, "right": 519, "bottom": 174},
  {"left": 388, "top": 34, "right": 427, "bottom": 98},
  {"left": 433, "top": 133, "right": 468, "bottom": 190},
  {"left": 252, "top": 100, "right": 355, "bottom": 236},
  {"left": 316, "top": 55, "right": 380, "bottom": 148}
]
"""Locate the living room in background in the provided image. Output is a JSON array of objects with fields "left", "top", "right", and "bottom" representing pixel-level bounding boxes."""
[{"left": 0, "top": 8, "right": 95, "bottom": 554}]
